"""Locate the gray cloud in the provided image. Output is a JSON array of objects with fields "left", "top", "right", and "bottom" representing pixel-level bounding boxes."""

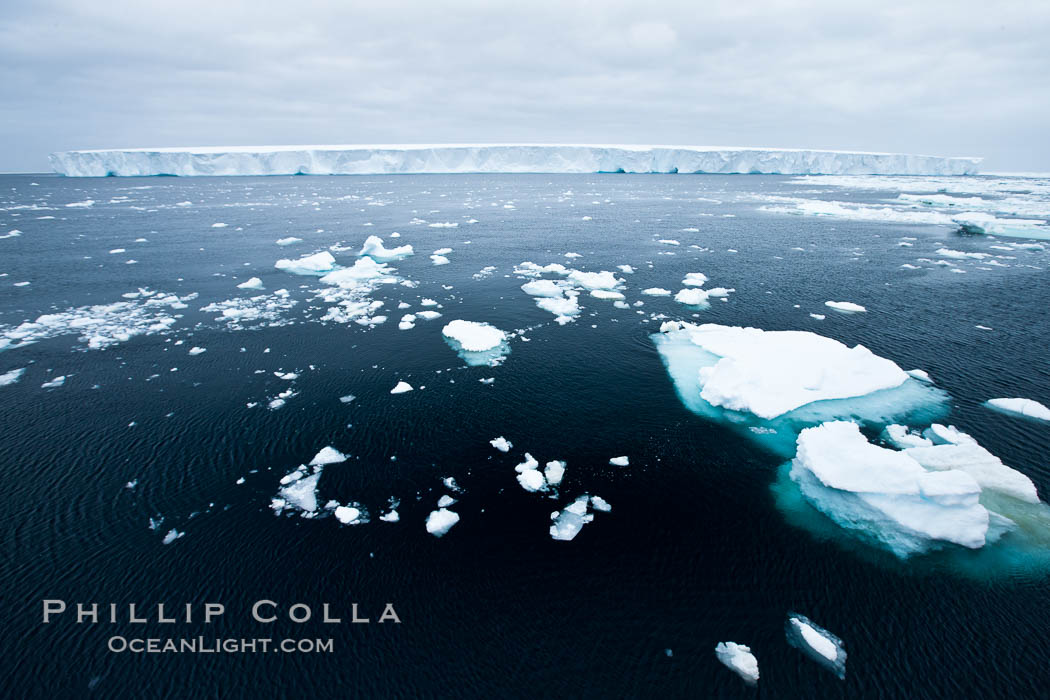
[{"left": 2, "top": 0, "right": 1048, "bottom": 172}]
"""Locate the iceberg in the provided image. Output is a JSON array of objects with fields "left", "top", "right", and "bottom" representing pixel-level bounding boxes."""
[
  {"left": 49, "top": 144, "right": 981, "bottom": 177},
  {"left": 714, "top": 642, "right": 760, "bottom": 685},
  {"left": 785, "top": 614, "right": 847, "bottom": 679}
]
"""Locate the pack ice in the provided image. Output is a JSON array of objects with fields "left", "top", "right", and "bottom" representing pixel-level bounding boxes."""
[{"left": 49, "top": 144, "right": 981, "bottom": 177}]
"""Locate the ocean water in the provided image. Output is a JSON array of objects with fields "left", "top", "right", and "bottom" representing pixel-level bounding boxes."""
[{"left": 2, "top": 172, "right": 1049, "bottom": 698}]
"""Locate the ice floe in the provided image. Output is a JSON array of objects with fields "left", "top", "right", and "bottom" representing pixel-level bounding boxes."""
[
  {"left": 984, "top": 398, "right": 1050, "bottom": 422},
  {"left": 358, "top": 234, "right": 413, "bottom": 262},
  {"left": 490, "top": 436, "right": 512, "bottom": 453},
  {"left": 0, "top": 368, "right": 25, "bottom": 386},
  {"left": 390, "top": 381, "right": 414, "bottom": 394},
  {"left": 786, "top": 614, "right": 846, "bottom": 679},
  {"left": 442, "top": 320, "right": 510, "bottom": 366},
  {"left": 714, "top": 642, "right": 759, "bottom": 685},
  {"left": 237, "top": 277, "right": 264, "bottom": 290},
  {"left": 549, "top": 495, "right": 609, "bottom": 541},
  {"left": 275, "top": 251, "right": 337, "bottom": 275},
  {"left": 825, "top": 301, "right": 866, "bottom": 313},
  {"left": 426, "top": 508, "right": 460, "bottom": 537}
]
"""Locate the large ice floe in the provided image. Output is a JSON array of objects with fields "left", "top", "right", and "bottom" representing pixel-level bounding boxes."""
[
  {"left": 441, "top": 320, "right": 510, "bottom": 366},
  {"left": 984, "top": 398, "right": 1050, "bottom": 422},
  {"left": 785, "top": 614, "right": 847, "bottom": 679},
  {"left": 777, "top": 420, "right": 1050, "bottom": 561},
  {"left": 49, "top": 144, "right": 981, "bottom": 177},
  {"left": 714, "top": 642, "right": 760, "bottom": 685},
  {"left": 652, "top": 322, "right": 945, "bottom": 454}
]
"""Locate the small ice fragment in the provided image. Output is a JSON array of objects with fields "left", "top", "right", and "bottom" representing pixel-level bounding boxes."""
[
  {"left": 786, "top": 614, "right": 846, "bottom": 679},
  {"left": 41, "top": 376, "right": 65, "bottom": 388},
  {"left": 609, "top": 456, "right": 629, "bottom": 466},
  {"left": 390, "top": 381, "right": 414, "bottom": 394},
  {"left": 825, "top": 301, "right": 866, "bottom": 313},
  {"left": 984, "top": 397, "right": 1050, "bottom": 422},
  {"left": 334, "top": 506, "right": 361, "bottom": 524},
  {"left": 161, "top": 529, "right": 184, "bottom": 545},
  {"left": 188, "top": 347, "right": 206, "bottom": 355},
  {"left": 309, "top": 446, "right": 348, "bottom": 466},
  {"left": 490, "top": 436, "right": 512, "bottom": 453},
  {"left": 237, "top": 277, "right": 264, "bottom": 290}
]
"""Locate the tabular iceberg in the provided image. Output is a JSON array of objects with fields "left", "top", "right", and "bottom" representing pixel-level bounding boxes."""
[{"left": 49, "top": 144, "right": 981, "bottom": 177}]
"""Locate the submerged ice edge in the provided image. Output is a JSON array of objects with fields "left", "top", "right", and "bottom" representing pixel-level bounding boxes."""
[{"left": 49, "top": 144, "right": 981, "bottom": 177}]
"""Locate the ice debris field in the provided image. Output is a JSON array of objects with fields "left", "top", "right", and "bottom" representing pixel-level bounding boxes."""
[{"left": 5, "top": 167, "right": 1050, "bottom": 694}]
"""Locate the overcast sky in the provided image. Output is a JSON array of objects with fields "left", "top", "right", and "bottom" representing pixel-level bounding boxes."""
[{"left": 2, "top": 0, "right": 1048, "bottom": 172}]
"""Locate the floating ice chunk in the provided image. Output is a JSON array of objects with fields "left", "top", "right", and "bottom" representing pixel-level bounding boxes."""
[
  {"left": 398, "top": 314, "right": 416, "bottom": 330},
  {"left": 882, "top": 424, "right": 933, "bottom": 449},
  {"left": 431, "top": 255, "right": 451, "bottom": 265},
  {"left": 590, "top": 289, "right": 625, "bottom": 300},
  {"left": 809, "top": 313, "right": 826, "bottom": 320},
  {"left": 825, "top": 301, "right": 866, "bottom": 313},
  {"left": 590, "top": 495, "right": 611, "bottom": 512},
  {"left": 339, "top": 394, "right": 355, "bottom": 403},
  {"left": 442, "top": 320, "right": 510, "bottom": 366},
  {"left": 674, "top": 288, "right": 710, "bottom": 306},
  {"left": 390, "top": 381, "right": 414, "bottom": 394},
  {"left": 426, "top": 508, "right": 460, "bottom": 537},
  {"left": 188, "top": 346, "right": 206, "bottom": 355},
  {"left": 656, "top": 323, "right": 912, "bottom": 421},
  {"left": 609, "top": 456, "right": 630, "bottom": 466},
  {"left": 237, "top": 277, "right": 264, "bottom": 290},
  {"left": 952, "top": 212, "right": 1048, "bottom": 238},
  {"left": 358, "top": 234, "right": 413, "bottom": 262},
  {"left": 0, "top": 368, "right": 25, "bottom": 386},
  {"left": 318, "top": 256, "right": 392, "bottom": 286},
  {"left": 907, "top": 369, "right": 932, "bottom": 383},
  {"left": 433, "top": 247, "right": 453, "bottom": 255},
  {"left": 309, "top": 446, "right": 348, "bottom": 466},
  {"left": 211, "top": 222, "right": 228, "bottom": 228},
  {"left": 549, "top": 495, "right": 608, "bottom": 541},
  {"left": 789, "top": 421, "right": 989, "bottom": 556},
  {"left": 641, "top": 288, "right": 672, "bottom": 296},
  {"left": 521, "top": 279, "right": 565, "bottom": 297},
  {"left": 658, "top": 239, "right": 680, "bottom": 246},
  {"left": 380, "top": 509, "right": 400, "bottom": 522},
  {"left": 567, "top": 270, "right": 623, "bottom": 291},
  {"left": 984, "top": 398, "right": 1050, "bottom": 422},
  {"left": 682, "top": 272, "right": 709, "bottom": 287},
  {"left": 161, "top": 529, "right": 184, "bottom": 545},
  {"left": 334, "top": 506, "right": 361, "bottom": 524},
  {"left": 515, "top": 453, "right": 539, "bottom": 472},
  {"left": 544, "top": 460, "right": 566, "bottom": 487},
  {"left": 275, "top": 251, "right": 337, "bottom": 275},
  {"left": 617, "top": 265, "right": 635, "bottom": 274},
  {"left": 437, "top": 494, "right": 456, "bottom": 508},
  {"left": 936, "top": 247, "right": 988, "bottom": 260},
  {"left": 786, "top": 614, "right": 847, "bottom": 679},
  {"left": 41, "top": 376, "right": 65, "bottom": 388},
  {"left": 65, "top": 199, "right": 94, "bottom": 208},
  {"left": 275, "top": 237, "right": 302, "bottom": 246},
  {"left": 535, "top": 295, "right": 580, "bottom": 320},
  {"left": 416, "top": 310, "right": 442, "bottom": 321},
  {"left": 490, "top": 436, "right": 512, "bottom": 453},
  {"left": 517, "top": 468, "right": 547, "bottom": 492},
  {"left": 277, "top": 471, "right": 321, "bottom": 513},
  {"left": 714, "top": 642, "right": 759, "bottom": 685}
]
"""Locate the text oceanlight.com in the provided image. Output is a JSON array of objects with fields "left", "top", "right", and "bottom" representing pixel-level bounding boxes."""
[{"left": 107, "top": 637, "right": 334, "bottom": 654}]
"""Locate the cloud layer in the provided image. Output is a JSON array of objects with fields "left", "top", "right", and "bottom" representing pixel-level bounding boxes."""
[{"left": 2, "top": 0, "right": 1048, "bottom": 172}]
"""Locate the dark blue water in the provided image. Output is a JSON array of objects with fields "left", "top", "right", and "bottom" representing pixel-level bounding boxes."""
[{"left": 2, "top": 173, "right": 1049, "bottom": 698}]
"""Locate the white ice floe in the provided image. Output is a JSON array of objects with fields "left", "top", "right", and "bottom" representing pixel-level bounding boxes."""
[
  {"left": 521, "top": 279, "right": 565, "bottom": 298},
  {"left": 442, "top": 320, "right": 510, "bottom": 366},
  {"left": 275, "top": 237, "right": 302, "bottom": 246},
  {"left": 786, "top": 614, "right": 847, "bottom": 679},
  {"left": 984, "top": 398, "right": 1050, "bottom": 422},
  {"left": 549, "top": 495, "right": 610, "bottom": 541},
  {"left": 641, "top": 288, "right": 672, "bottom": 296},
  {"left": 0, "top": 368, "right": 25, "bottom": 386},
  {"left": 161, "top": 529, "right": 185, "bottom": 545},
  {"left": 789, "top": 421, "right": 990, "bottom": 556},
  {"left": 567, "top": 270, "right": 624, "bottom": 291},
  {"left": 431, "top": 255, "right": 450, "bottom": 265},
  {"left": 882, "top": 424, "right": 933, "bottom": 449},
  {"left": 682, "top": 272, "right": 709, "bottom": 287},
  {"left": 390, "top": 381, "right": 414, "bottom": 394},
  {"left": 237, "top": 277, "right": 264, "bottom": 290},
  {"left": 714, "top": 642, "right": 760, "bottom": 685},
  {"left": 41, "top": 376, "right": 66, "bottom": 388},
  {"left": 609, "top": 456, "right": 630, "bottom": 466},
  {"left": 654, "top": 323, "right": 911, "bottom": 420},
  {"left": 544, "top": 460, "right": 566, "bottom": 487},
  {"left": 275, "top": 251, "right": 337, "bottom": 275},
  {"left": 358, "top": 234, "right": 413, "bottom": 262},
  {"left": 825, "top": 301, "right": 866, "bottom": 313},
  {"left": 490, "top": 436, "right": 513, "bottom": 453},
  {"left": 674, "top": 288, "right": 710, "bottom": 306},
  {"left": 309, "top": 446, "right": 348, "bottom": 466},
  {"left": 334, "top": 505, "right": 362, "bottom": 524},
  {"left": 188, "top": 346, "right": 206, "bottom": 355},
  {"left": 426, "top": 508, "right": 460, "bottom": 537}
]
